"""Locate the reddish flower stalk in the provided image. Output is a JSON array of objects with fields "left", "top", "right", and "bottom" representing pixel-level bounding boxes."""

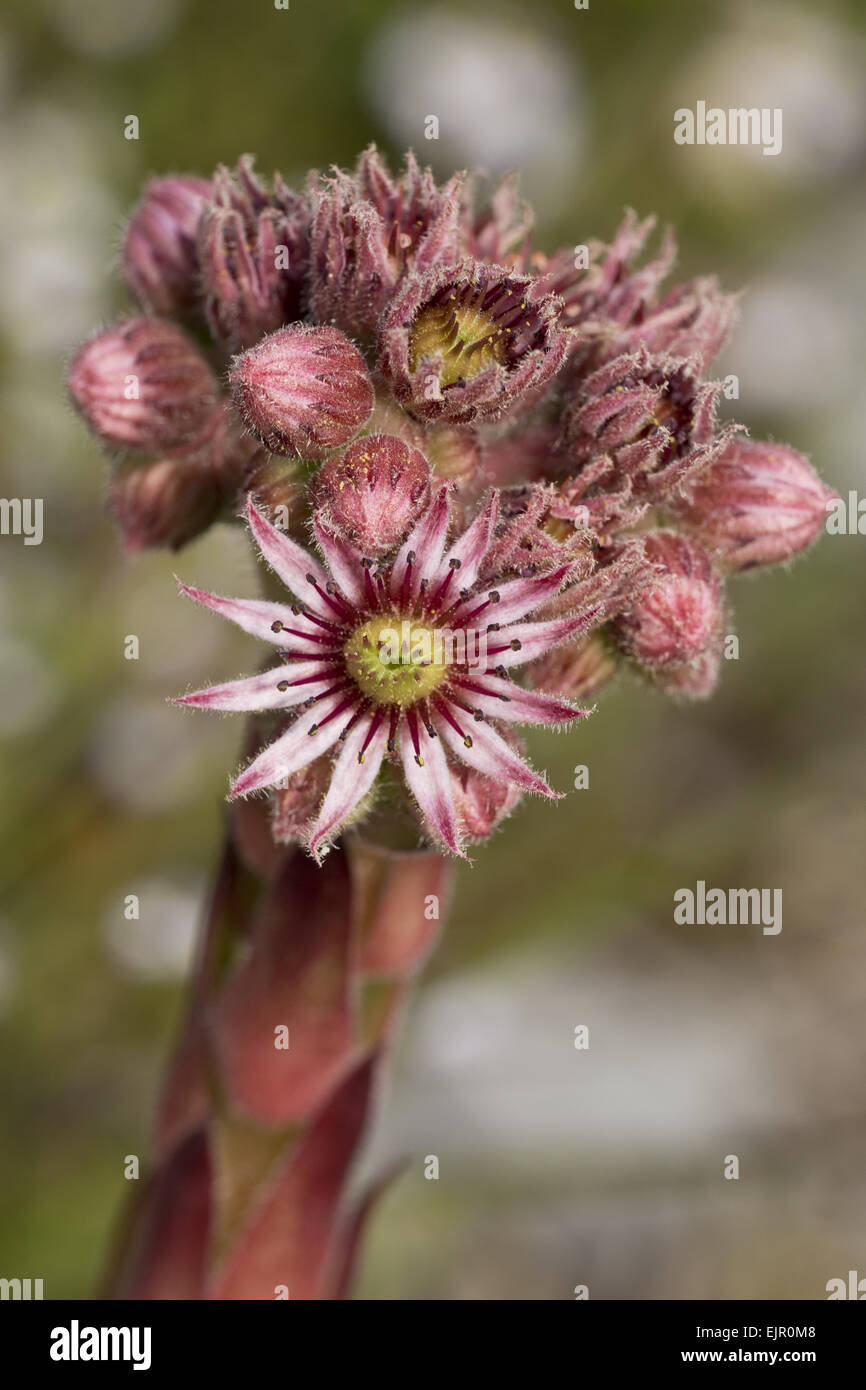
[
  {"left": 105, "top": 831, "right": 452, "bottom": 1300},
  {"left": 70, "top": 146, "right": 835, "bottom": 1300}
]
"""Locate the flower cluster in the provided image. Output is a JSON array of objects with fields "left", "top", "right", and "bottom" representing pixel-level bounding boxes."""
[{"left": 68, "top": 147, "right": 835, "bottom": 854}]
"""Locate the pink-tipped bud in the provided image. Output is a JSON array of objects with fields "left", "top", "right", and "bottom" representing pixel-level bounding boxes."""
[
  {"left": 675, "top": 438, "right": 834, "bottom": 572},
  {"left": 68, "top": 318, "right": 220, "bottom": 455},
  {"left": 230, "top": 325, "right": 374, "bottom": 459},
  {"left": 123, "top": 176, "right": 212, "bottom": 316},
  {"left": 311, "top": 434, "right": 432, "bottom": 555},
  {"left": 107, "top": 456, "right": 222, "bottom": 552},
  {"left": 610, "top": 531, "right": 722, "bottom": 669}
]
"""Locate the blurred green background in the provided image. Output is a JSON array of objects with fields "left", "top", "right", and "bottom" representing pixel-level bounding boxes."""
[{"left": 1, "top": 0, "right": 864, "bottom": 1299}]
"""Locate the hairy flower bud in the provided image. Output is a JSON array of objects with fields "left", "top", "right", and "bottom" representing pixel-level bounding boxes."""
[
  {"left": 123, "top": 176, "right": 212, "bottom": 316},
  {"left": 610, "top": 531, "right": 721, "bottom": 669},
  {"left": 540, "top": 212, "right": 736, "bottom": 373},
  {"left": 380, "top": 260, "right": 568, "bottom": 424},
  {"left": 674, "top": 438, "right": 835, "bottom": 572},
  {"left": 464, "top": 170, "right": 533, "bottom": 264},
  {"left": 198, "top": 158, "right": 310, "bottom": 351},
  {"left": 311, "top": 434, "right": 432, "bottom": 555},
  {"left": 562, "top": 348, "right": 740, "bottom": 505},
  {"left": 230, "top": 324, "right": 374, "bottom": 458},
  {"left": 68, "top": 318, "right": 220, "bottom": 455},
  {"left": 539, "top": 210, "right": 674, "bottom": 333},
  {"left": 614, "top": 277, "right": 738, "bottom": 369},
  {"left": 107, "top": 456, "right": 222, "bottom": 552},
  {"left": 309, "top": 146, "right": 465, "bottom": 339}
]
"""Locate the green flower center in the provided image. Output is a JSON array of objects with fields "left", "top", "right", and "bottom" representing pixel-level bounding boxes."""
[
  {"left": 344, "top": 615, "right": 449, "bottom": 706},
  {"left": 409, "top": 297, "right": 509, "bottom": 387}
]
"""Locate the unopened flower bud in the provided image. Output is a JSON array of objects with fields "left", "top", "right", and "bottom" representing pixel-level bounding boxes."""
[
  {"left": 310, "top": 434, "right": 432, "bottom": 554},
  {"left": 615, "top": 276, "right": 738, "bottom": 369},
  {"left": 198, "top": 159, "right": 310, "bottom": 351},
  {"left": 230, "top": 324, "right": 374, "bottom": 458},
  {"left": 123, "top": 176, "right": 212, "bottom": 316},
  {"left": 68, "top": 318, "right": 220, "bottom": 455},
  {"left": 610, "top": 531, "right": 722, "bottom": 668},
  {"left": 309, "top": 147, "right": 465, "bottom": 339},
  {"left": 107, "top": 456, "right": 222, "bottom": 552},
  {"left": 674, "top": 438, "right": 834, "bottom": 572},
  {"left": 562, "top": 347, "right": 738, "bottom": 504}
]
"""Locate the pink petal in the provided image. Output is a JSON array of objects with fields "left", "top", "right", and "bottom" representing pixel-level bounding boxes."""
[
  {"left": 247, "top": 499, "right": 333, "bottom": 618},
  {"left": 399, "top": 718, "right": 465, "bottom": 857},
  {"left": 439, "top": 490, "right": 498, "bottom": 590},
  {"left": 308, "top": 716, "right": 387, "bottom": 861},
  {"left": 176, "top": 579, "right": 297, "bottom": 645},
  {"left": 450, "top": 564, "right": 571, "bottom": 629},
  {"left": 390, "top": 485, "right": 451, "bottom": 602},
  {"left": 434, "top": 711, "right": 560, "bottom": 798},
  {"left": 173, "top": 663, "right": 332, "bottom": 712},
  {"left": 229, "top": 691, "right": 351, "bottom": 799},
  {"left": 452, "top": 672, "right": 589, "bottom": 726},
  {"left": 312, "top": 517, "right": 366, "bottom": 606},
  {"left": 486, "top": 614, "right": 594, "bottom": 669}
]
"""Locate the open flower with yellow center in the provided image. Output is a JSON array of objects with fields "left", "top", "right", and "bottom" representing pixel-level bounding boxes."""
[
  {"left": 380, "top": 259, "right": 569, "bottom": 424},
  {"left": 174, "top": 493, "right": 593, "bottom": 859}
]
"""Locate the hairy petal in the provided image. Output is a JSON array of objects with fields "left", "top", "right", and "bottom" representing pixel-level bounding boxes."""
[
  {"left": 390, "top": 486, "right": 451, "bottom": 601},
  {"left": 247, "top": 499, "right": 332, "bottom": 616},
  {"left": 173, "top": 664, "right": 332, "bottom": 712},
  {"left": 308, "top": 717, "right": 387, "bottom": 861},
  {"left": 176, "top": 580, "right": 297, "bottom": 645},
  {"left": 451, "top": 565, "right": 571, "bottom": 629},
  {"left": 489, "top": 614, "right": 596, "bottom": 669},
  {"left": 312, "top": 517, "right": 366, "bottom": 605},
  {"left": 399, "top": 720, "right": 465, "bottom": 857},
  {"left": 454, "top": 673, "right": 589, "bottom": 726},
  {"left": 229, "top": 692, "right": 350, "bottom": 799},
  {"left": 439, "top": 490, "right": 498, "bottom": 591},
  {"left": 435, "top": 712, "right": 560, "bottom": 798}
]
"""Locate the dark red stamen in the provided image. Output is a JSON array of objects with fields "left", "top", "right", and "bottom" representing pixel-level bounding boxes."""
[
  {"left": 406, "top": 707, "right": 423, "bottom": 765},
  {"left": 308, "top": 693, "right": 358, "bottom": 735},
  {"left": 454, "top": 676, "right": 510, "bottom": 702},
  {"left": 432, "top": 696, "right": 473, "bottom": 747},
  {"left": 357, "top": 709, "right": 385, "bottom": 763},
  {"left": 386, "top": 706, "right": 400, "bottom": 754}
]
